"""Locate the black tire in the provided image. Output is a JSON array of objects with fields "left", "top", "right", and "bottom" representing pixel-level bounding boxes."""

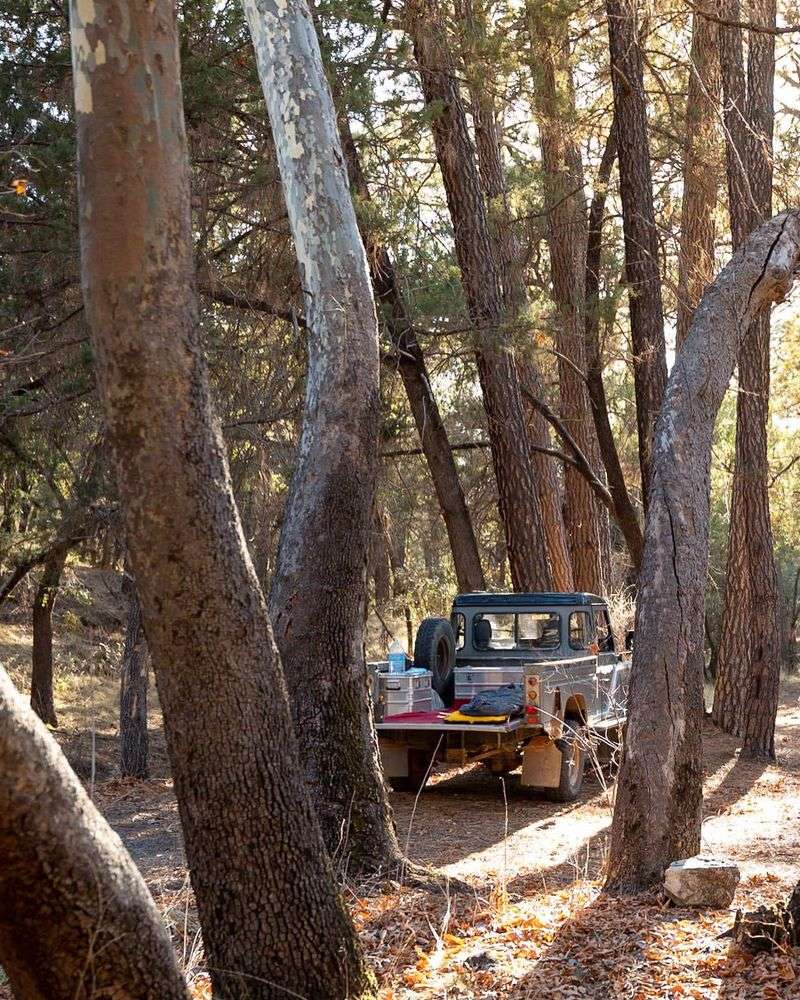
[
  {"left": 388, "top": 749, "right": 431, "bottom": 793},
  {"left": 545, "top": 724, "right": 586, "bottom": 802},
  {"left": 413, "top": 617, "right": 456, "bottom": 705}
]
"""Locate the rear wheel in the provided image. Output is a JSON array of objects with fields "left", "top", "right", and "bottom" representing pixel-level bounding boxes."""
[
  {"left": 545, "top": 725, "right": 586, "bottom": 802},
  {"left": 413, "top": 617, "right": 456, "bottom": 705}
]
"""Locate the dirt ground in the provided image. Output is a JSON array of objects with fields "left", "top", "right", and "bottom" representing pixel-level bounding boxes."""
[{"left": 1, "top": 570, "right": 799, "bottom": 998}]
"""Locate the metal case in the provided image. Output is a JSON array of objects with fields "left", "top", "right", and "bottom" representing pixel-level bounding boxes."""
[
  {"left": 380, "top": 670, "right": 433, "bottom": 715},
  {"left": 455, "top": 665, "right": 524, "bottom": 700}
]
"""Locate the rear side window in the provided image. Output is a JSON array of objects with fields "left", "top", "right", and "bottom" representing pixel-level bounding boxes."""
[
  {"left": 451, "top": 613, "right": 465, "bottom": 650},
  {"left": 594, "top": 607, "right": 615, "bottom": 652},
  {"left": 569, "top": 611, "right": 591, "bottom": 650}
]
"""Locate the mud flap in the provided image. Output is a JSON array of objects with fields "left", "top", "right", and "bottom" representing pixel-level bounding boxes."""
[
  {"left": 521, "top": 735, "right": 562, "bottom": 788},
  {"left": 379, "top": 739, "right": 409, "bottom": 777}
]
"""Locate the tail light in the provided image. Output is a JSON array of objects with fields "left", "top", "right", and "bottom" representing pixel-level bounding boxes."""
[{"left": 525, "top": 674, "right": 540, "bottom": 723}]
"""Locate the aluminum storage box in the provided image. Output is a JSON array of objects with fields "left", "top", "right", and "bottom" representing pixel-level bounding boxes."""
[
  {"left": 455, "top": 665, "right": 523, "bottom": 700},
  {"left": 380, "top": 670, "right": 433, "bottom": 715}
]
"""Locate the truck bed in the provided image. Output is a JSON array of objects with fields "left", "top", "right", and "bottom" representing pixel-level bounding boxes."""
[{"left": 376, "top": 706, "right": 530, "bottom": 734}]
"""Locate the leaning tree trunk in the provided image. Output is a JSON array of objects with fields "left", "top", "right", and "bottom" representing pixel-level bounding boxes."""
[
  {"left": 338, "top": 114, "right": 486, "bottom": 593},
  {"left": 459, "top": 2, "right": 574, "bottom": 591},
  {"left": 119, "top": 573, "right": 149, "bottom": 780},
  {"left": 605, "top": 0, "right": 668, "bottom": 511},
  {"left": 713, "top": 0, "right": 781, "bottom": 759},
  {"left": 30, "top": 543, "right": 68, "bottom": 727},
  {"left": 605, "top": 211, "right": 800, "bottom": 892},
  {"left": 528, "top": 3, "right": 609, "bottom": 595},
  {"left": 69, "top": 1, "right": 373, "bottom": 996},
  {"left": 405, "top": 0, "right": 552, "bottom": 591},
  {"left": 244, "top": 0, "right": 400, "bottom": 873},
  {"left": 584, "top": 121, "right": 645, "bottom": 572},
  {"left": 0, "top": 667, "right": 188, "bottom": 999},
  {"left": 676, "top": 11, "right": 721, "bottom": 350}
]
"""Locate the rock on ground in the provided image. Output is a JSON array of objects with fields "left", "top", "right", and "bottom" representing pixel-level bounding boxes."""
[{"left": 664, "top": 855, "right": 741, "bottom": 908}]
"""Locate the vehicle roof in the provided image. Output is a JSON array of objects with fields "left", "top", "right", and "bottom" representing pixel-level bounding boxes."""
[{"left": 452, "top": 591, "right": 606, "bottom": 608}]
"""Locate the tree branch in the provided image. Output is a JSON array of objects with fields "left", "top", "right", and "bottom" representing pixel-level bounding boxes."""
[
  {"left": 519, "top": 386, "right": 616, "bottom": 513},
  {"left": 199, "top": 284, "right": 306, "bottom": 327}
]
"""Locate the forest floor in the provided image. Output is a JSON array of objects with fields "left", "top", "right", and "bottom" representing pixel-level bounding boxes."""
[{"left": 1, "top": 564, "right": 799, "bottom": 999}]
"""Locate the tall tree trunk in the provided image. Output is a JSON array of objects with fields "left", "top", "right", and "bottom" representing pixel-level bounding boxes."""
[
  {"left": 0, "top": 667, "right": 188, "bottom": 999},
  {"left": 605, "top": 211, "right": 800, "bottom": 892},
  {"left": 244, "top": 0, "right": 400, "bottom": 873},
  {"left": 459, "top": 1, "right": 574, "bottom": 591},
  {"left": 405, "top": 0, "right": 552, "bottom": 591},
  {"left": 30, "top": 543, "right": 67, "bottom": 727},
  {"left": 584, "top": 122, "right": 645, "bottom": 572},
  {"left": 69, "top": 0, "right": 373, "bottom": 995},
  {"left": 676, "top": 13, "right": 721, "bottom": 350},
  {"left": 605, "top": 0, "right": 668, "bottom": 509},
  {"left": 119, "top": 572, "right": 149, "bottom": 780},
  {"left": 713, "top": 0, "right": 781, "bottom": 759},
  {"left": 339, "top": 116, "right": 486, "bottom": 592},
  {"left": 528, "top": 2, "right": 608, "bottom": 595}
]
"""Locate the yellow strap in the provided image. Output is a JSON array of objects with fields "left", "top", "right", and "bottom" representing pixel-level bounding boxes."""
[{"left": 443, "top": 710, "right": 509, "bottom": 724}]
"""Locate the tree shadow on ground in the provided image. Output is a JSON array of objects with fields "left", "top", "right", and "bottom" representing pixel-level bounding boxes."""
[{"left": 703, "top": 749, "right": 768, "bottom": 817}]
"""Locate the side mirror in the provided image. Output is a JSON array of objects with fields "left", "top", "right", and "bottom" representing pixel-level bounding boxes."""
[{"left": 625, "top": 629, "right": 634, "bottom": 651}]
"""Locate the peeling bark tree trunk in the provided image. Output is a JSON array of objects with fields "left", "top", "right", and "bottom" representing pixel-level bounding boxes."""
[
  {"left": 584, "top": 122, "right": 645, "bottom": 572},
  {"left": 69, "top": 0, "right": 373, "bottom": 996},
  {"left": 405, "top": 0, "right": 552, "bottom": 591},
  {"left": 119, "top": 572, "right": 148, "bottom": 780},
  {"left": 459, "top": 1, "right": 574, "bottom": 591},
  {"left": 30, "top": 543, "right": 67, "bottom": 727},
  {"left": 0, "top": 667, "right": 188, "bottom": 999},
  {"left": 605, "top": 211, "right": 800, "bottom": 892},
  {"left": 244, "top": 0, "right": 400, "bottom": 873},
  {"left": 713, "top": 0, "right": 781, "bottom": 759},
  {"left": 605, "top": 0, "right": 668, "bottom": 509},
  {"left": 528, "top": 3, "right": 609, "bottom": 595},
  {"left": 676, "top": 12, "right": 721, "bottom": 350},
  {"left": 339, "top": 115, "right": 485, "bottom": 592}
]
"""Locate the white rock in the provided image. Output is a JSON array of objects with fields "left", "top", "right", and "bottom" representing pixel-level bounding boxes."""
[{"left": 664, "top": 855, "right": 740, "bottom": 908}]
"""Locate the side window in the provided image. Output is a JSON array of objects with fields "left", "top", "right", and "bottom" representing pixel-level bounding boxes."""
[
  {"left": 473, "top": 613, "right": 515, "bottom": 650},
  {"left": 569, "top": 611, "right": 591, "bottom": 650},
  {"left": 517, "top": 612, "right": 561, "bottom": 650},
  {"left": 451, "top": 613, "right": 465, "bottom": 650},
  {"left": 594, "top": 607, "right": 615, "bottom": 652}
]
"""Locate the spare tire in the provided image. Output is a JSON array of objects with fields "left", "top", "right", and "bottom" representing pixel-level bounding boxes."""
[{"left": 414, "top": 617, "right": 456, "bottom": 705}]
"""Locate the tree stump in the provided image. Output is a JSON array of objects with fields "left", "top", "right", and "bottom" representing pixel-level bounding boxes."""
[{"left": 730, "top": 881, "right": 800, "bottom": 952}]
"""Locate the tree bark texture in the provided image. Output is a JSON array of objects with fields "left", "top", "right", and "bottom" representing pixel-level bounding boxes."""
[
  {"left": 713, "top": 0, "right": 781, "bottom": 759},
  {"left": 69, "top": 1, "right": 373, "bottom": 996},
  {"left": 0, "top": 666, "right": 188, "bottom": 1000},
  {"left": 676, "top": 12, "right": 721, "bottom": 350},
  {"left": 605, "top": 0, "right": 668, "bottom": 510},
  {"left": 244, "top": 0, "right": 400, "bottom": 874},
  {"left": 528, "top": 3, "right": 609, "bottom": 595},
  {"left": 339, "top": 115, "right": 486, "bottom": 593},
  {"left": 405, "top": 0, "right": 552, "bottom": 591},
  {"left": 30, "top": 542, "right": 67, "bottom": 727},
  {"left": 605, "top": 211, "right": 800, "bottom": 892},
  {"left": 584, "top": 121, "right": 645, "bottom": 571},
  {"left": 459, "top": 1, "right": 574, "bottom": 591},
  {"left": 119, "top": 573, "right": 149, "bottom": 780}
]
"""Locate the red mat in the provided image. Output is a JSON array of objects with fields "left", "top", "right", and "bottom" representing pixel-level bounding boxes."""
[{"left": 383, "top": 700, "right": 469, "bottom": 725}]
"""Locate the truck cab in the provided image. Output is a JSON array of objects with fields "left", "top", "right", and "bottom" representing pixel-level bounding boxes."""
[{"left": 373, "top": 591, "right": 630, "bottom": 800}]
